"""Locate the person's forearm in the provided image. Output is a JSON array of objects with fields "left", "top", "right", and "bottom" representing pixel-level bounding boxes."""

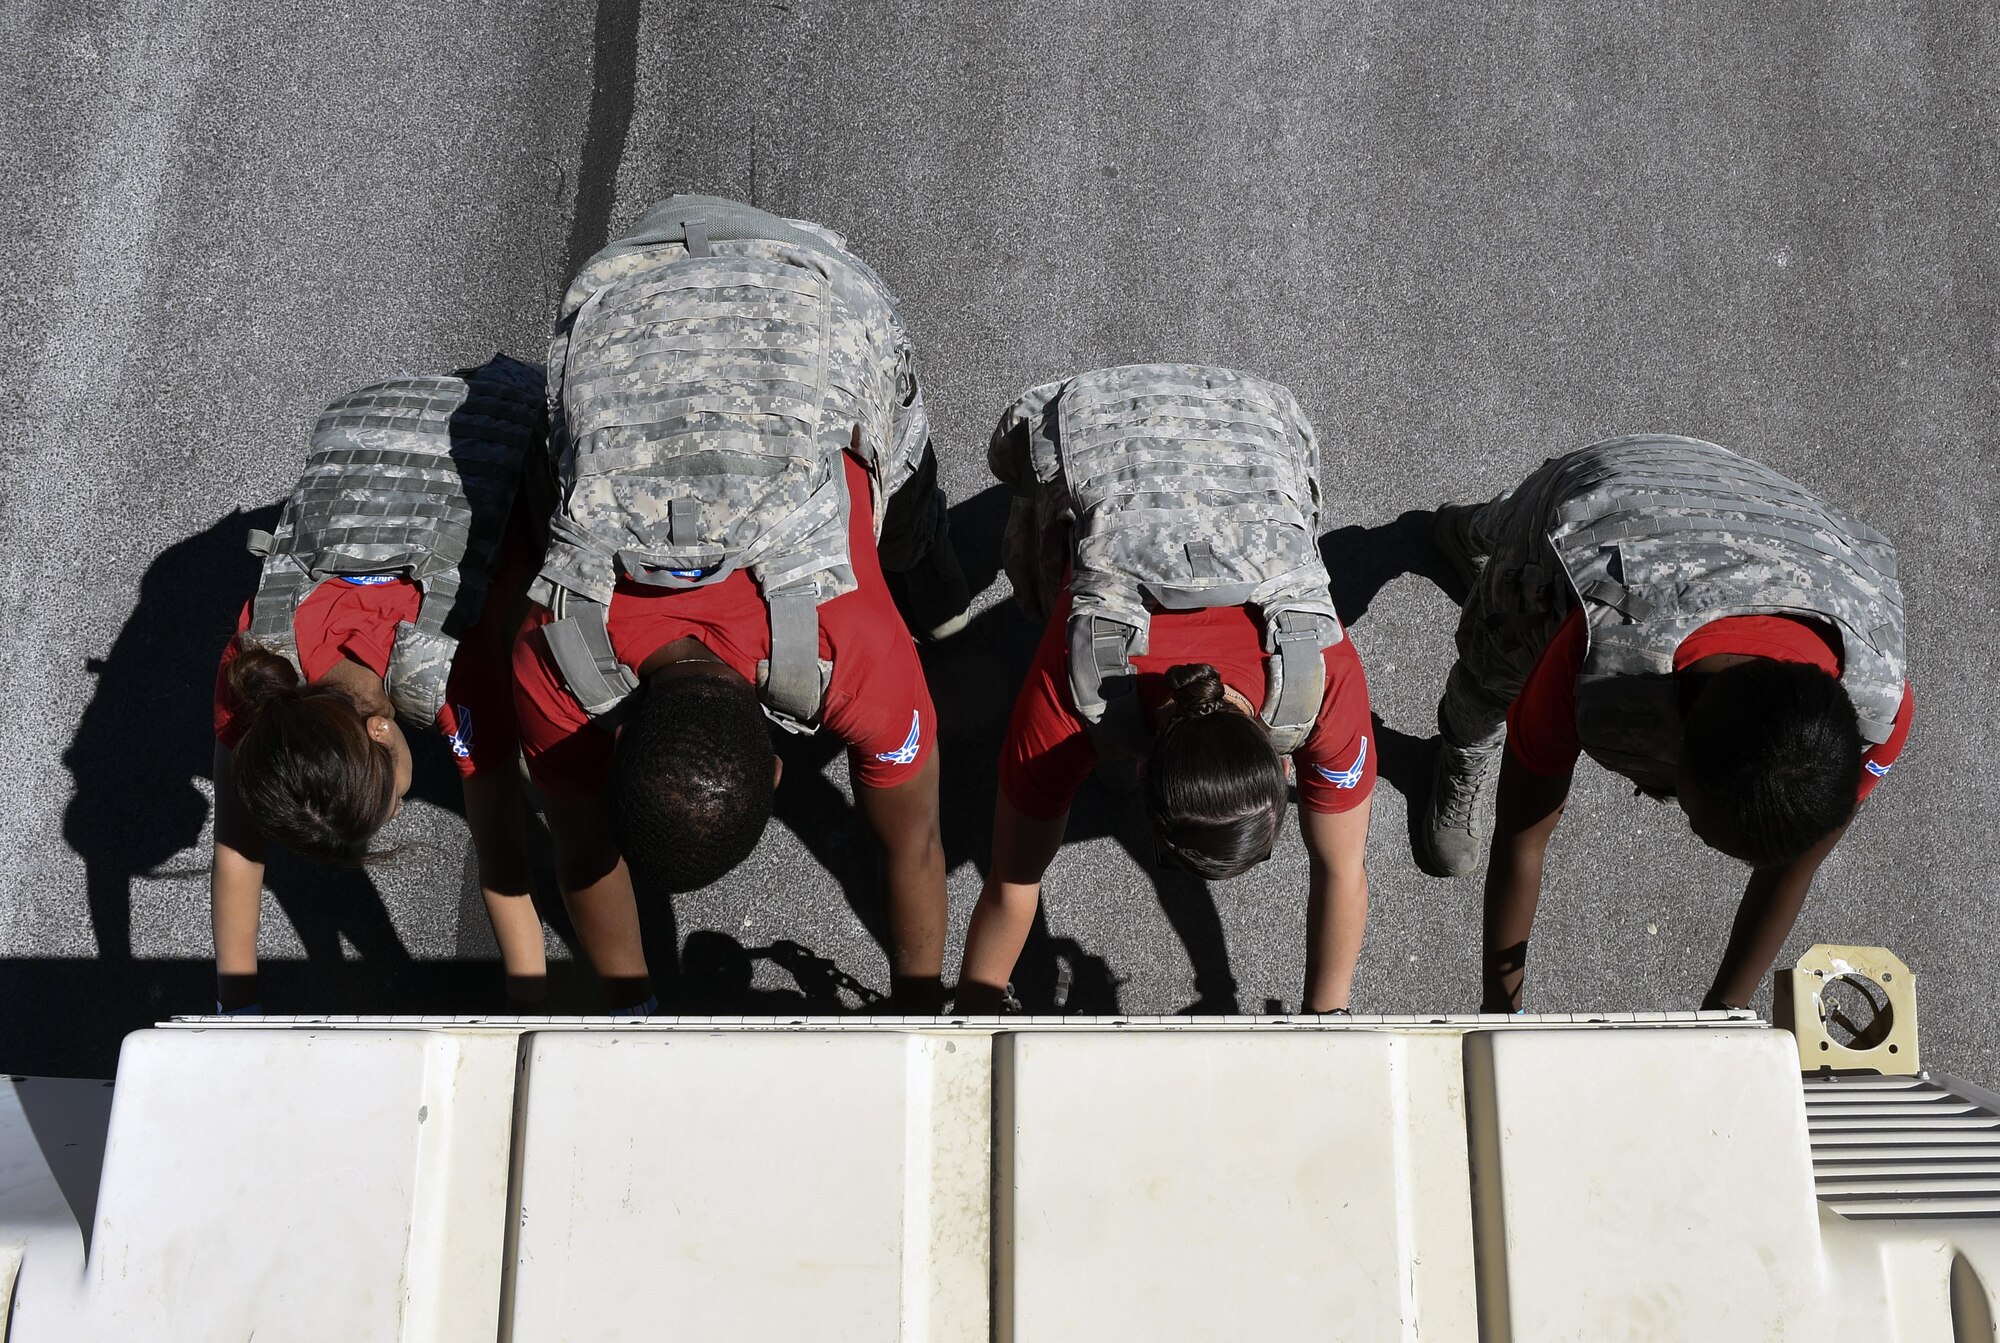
[
  {"left": 463, "top": 772, "right": 548, "bottom": 1001},
  {"left": 1480, "top": 843, "right": 1545, "bottom": 1012},
  {"left": 957, "top": 876, "right": 1041, "bottom": 1012},
  {"left": 558, "top": 859, "right": 649, "bottom": 1001},
  {"left": 956, "top": 792, "right": 1067, "bottom": 1012},
  {"left": 1481, "top": 753, "right": 1570, "bottom": 1012},
  {"left": 483, "top": 885, "right": 548, "bottom": 1002},
  {"left": 1705, "top": 826, "right": 1840, "bottom": 1009},
  {"left": 1303, "top": 863, "right": 1367, "bottom": 1012},
  {"left": 211, "top": 842, "right": 265, "bottom": 1009},
  {"left": 854, "top": 755, "right": 948, "bottom": 1010},
  {"left": 881, "top": 828, "right": 947, "bottom": 983}
]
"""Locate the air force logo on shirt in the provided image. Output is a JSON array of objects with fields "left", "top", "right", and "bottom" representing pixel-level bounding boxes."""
[
  {"left": 340, "top": 574, "right": 400, "bottom": 586},
  {"left": 874, "top": 711, "right": 922, "bottom": 766},
  {"left": 1865, "top": 759, "right": 1892, "bottom": 778},
  {"left": 1311, "top": 736, "right": 1368, "bottom": 790},
  {"left": 446, "top": 705, "right": 473, "bottom": 761}
]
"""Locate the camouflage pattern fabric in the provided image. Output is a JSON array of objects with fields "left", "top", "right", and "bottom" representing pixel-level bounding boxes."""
[
  {"left": 245, "top": 354, "right": 547, "bottom": 726},
  {"left": 1444, "top": 434, "right": 1906, "bottom": 796},
  {"left": 536, "top": 195, "right": 921, "bottom": 731},
  {"left": 989, "top": 364, "right": 1342, "bottom": 755}
]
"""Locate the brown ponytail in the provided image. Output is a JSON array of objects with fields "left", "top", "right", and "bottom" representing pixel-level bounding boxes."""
[
  {"left": 1149, "top": 663, "right": 1289, "bottom": 879},
  {"left": 1165, "top": 663, "right": 1230, "bottom": 718},
  {"left": 226, "top": 641, "right": 398, "bottom": 865}
]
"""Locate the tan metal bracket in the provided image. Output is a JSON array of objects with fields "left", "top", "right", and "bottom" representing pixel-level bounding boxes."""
[{"left": 1776, "top": 944, "right": 1920, "bottom": 1075}]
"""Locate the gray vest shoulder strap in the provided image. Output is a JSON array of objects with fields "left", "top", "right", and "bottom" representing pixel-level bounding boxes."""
[
  {"left": 541, "top": 595, "right": 642, "bottom": 720},
  {"left": 538, "top": 589, "right": 832, "bottom": 735}
]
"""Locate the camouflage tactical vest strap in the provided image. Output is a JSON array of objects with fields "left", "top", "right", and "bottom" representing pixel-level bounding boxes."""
[
  {"left": 539, "top": 196, "right": 904, "bottom": 733},
  {"left": 246, "top": 355, "right": 545, "bottom": 726},
  {"left": 1546, "top": 434, "right": 1906, "bottom": 793},
  {"left": 992, "top": 364, "right": 1341, "bottom": 756}
]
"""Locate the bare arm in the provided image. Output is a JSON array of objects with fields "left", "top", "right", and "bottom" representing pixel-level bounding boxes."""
[
  {"left": 1482, "top": 746, "right": 1573, "bottom": 1012},
  {"left": 1300, "top": 799, "right": 1372, "bottom": 1013},
  {"left": 1704, "top": 820, "right": 1850, "bottom": 1010},
  {"left": 461, "top": 770, "right": 549, "bottom": 1004},
  {"left": 853, "top": 751, "right": 947, "bottom": 1011},
  {"left": 955, "top": 792, "right": 1069, "bottom": 1013},
  {"left": 209, "top": 741, "right": 267, "bottom": 1011},
  {"left": 539, "top": 786, "right": 652, "bottom": 1009}
]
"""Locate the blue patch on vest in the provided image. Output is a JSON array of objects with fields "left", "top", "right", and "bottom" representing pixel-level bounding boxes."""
[
  {"left": 446, "top": 705, "right": 473, "bottom": 760},
  {"left": 340, "top": 575, "right": 400, "bottom": 586},
  {"left": 666, "top": 567, "right": 711, "bottom": 580}
]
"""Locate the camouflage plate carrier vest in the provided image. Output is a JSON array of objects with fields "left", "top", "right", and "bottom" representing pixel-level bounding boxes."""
[
  {"left": 534, "top": 195, "right": 912, "bottom": 733},
  {"left": 1548, "top": 434, "right": 1906, "bottom": 795},
  {"left": 245, "top": 354, "right": 546, "bottom": 726},
  {"left": 989, "top": 364, "right": 1342, "bottom": 755}
]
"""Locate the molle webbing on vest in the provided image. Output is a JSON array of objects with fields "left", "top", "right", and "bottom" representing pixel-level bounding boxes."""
[
  {"left": 1546, "top": 435, "right": 1907, "bottom": 791},
  {"left": 538, "top": 196, "right": 907, "bottom": 733},
  {"left": 995, "top": 364, "right": 1342, "bottom": 757},
  {"left": 246, "top": 354, "right": 546, "bottom": 726}
]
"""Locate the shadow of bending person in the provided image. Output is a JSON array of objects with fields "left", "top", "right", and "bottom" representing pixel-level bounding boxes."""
[
  {"left": 1319, "top": 508, "right": 1466, "bottom": 623},
  {"left": 56, "top": 505, "right": 464, "bottom": 1051},
  {"left": 63, "top": 506, "right": 280, "bottom": 970}
]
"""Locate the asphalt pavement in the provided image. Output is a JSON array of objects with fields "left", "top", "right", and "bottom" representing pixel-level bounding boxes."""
[{"left": 4, "top": 0, "right": 1996, "bottom": 1080}]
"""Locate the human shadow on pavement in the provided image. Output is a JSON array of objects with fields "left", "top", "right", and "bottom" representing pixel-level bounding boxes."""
[
  {"left": 1319, "top": 509, "right": 1468, "bottom": 867},
  {"left": 1319, "top": 508, "right": 1465, "bottom": 623},
  {"left": 679, "top": 930, "right": 881, "bottom": 1013},
  {"left": 564, "top": 0, "right": 643, "bottom": 281},
  {"left": 61, "top": 507, "right": 433, "bottom": 969},
  {"left": 15, "top": 505, "right": 579, "bottom": 1077}
]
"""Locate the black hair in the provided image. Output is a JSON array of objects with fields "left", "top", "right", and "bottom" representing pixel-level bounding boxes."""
[
  {"left": 613, "top": 670, "right": 776, "bottom": 892},
  {"left": 1682, "top": 660, "right": 1863, "bottom": 869},
  {"left": 1147, "top": 664, "right": 1290, "bottom": 879},
  {"left": 227, "top": 639, "right": 397, "bottom": 866}
]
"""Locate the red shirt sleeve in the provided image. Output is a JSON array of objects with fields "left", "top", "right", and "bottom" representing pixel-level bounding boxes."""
[
  {"left": 815, "top": 457, "right": 937, "bottom": 790},
  {"left": 512, "top": 608, "right": 614, "bottom": 795},
  {"left": 1856, "top": 682, "right": 1914, "bottom": 802},
  {"left": 1504, "top": 607, "right": 1589, "bottom": 777},
  {"left": 1294, "top": 637, "right": 1377, "bottom": 815},
  {"left": 996, "top": 599, "right": 1099, "bottom": 820}
]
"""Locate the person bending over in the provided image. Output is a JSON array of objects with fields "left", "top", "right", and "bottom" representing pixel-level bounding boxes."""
[
  {"left": 512, "top": 195, "right": 968, "bottom": 1013},
  {"left": 210, "top": 357, "right": 551, "bottom": 1012},
  {"left": 957, "top": 365, "right": 1375, "bottom": 1014},
  {"left": 1418, "top": 434, "right": 1913, "bottom": 1012}
]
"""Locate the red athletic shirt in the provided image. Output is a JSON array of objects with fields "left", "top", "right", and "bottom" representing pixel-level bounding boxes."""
[
  {"left": 1506, "top": 608, "right": 1914, "bottom": 799},
  {"left": 212, "top": 506, "right": 534, "bottom": 780},
  {"left": 999, "top": 592, "right": 1376, "bottom": 820},
  {"left": 512, "top": 452, "right": 936, "bottom": 795}
]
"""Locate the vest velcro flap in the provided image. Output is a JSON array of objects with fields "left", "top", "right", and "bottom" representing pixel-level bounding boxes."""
[{"left": 543, "top": 605, "right": 641, "bottom": 720}]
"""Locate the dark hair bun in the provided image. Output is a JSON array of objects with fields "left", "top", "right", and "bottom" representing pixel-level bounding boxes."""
[
  {"left": 1165, "top": 663, "right": 1228, "bottom": 718},
  {"left": 226, "top": 639, "right": 304, "bottom": 713}
]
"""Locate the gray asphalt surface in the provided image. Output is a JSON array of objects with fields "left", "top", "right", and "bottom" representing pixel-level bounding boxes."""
[{"left": 4, "top": 1, "right": 1996, "bottom": 1079}]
